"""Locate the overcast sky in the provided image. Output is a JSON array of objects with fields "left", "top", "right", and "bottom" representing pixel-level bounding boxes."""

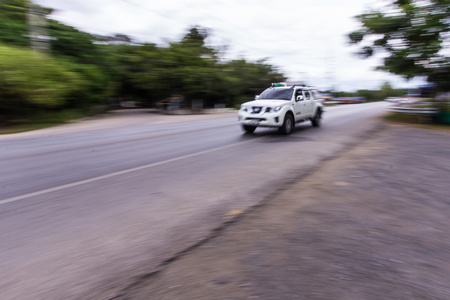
[{"left": 34, "top": 0, "right": 426, "bottom": 91}]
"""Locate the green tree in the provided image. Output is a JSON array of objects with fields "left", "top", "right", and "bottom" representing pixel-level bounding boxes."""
[
  {"left": 224, "top": 59, "right": 286, "bottom": 104},
  {"left": 62, "top": 61, "right": 111, "bottom": 110},
  {"left": 349, "top": 0, "right": 450, "bottom": 91},
  {"left": 49, "top": 20, "right": 102, "bottom": 61},
  {"left": 182, "top": 26, "right": 207, "bottom": 47},
  {"left": 108, "top": 26, "right": 226, "bottom": 107},
  {"left": 166, "top": 26, "right": 225, "bottom": 106},
  {"left": 107, "top": 43, "right": 174, "bottom": 105},
  {"left": 0, "top": 43, "right": 83, "bottom": 117},
  {"left": 0, "top": 1, "right": 102, "bottom": 61},
  {"left": 0, "top": 0, "right": 54, "bottom": 47},
  {"left": 0, "top": 0, "right": 30, "bottom": 47},
  {"left": 100, "top": 26, "right": 286, "bottom": 109}
]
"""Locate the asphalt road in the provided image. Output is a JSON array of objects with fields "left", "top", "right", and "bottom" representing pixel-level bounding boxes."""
[
  {"left": 0, "top": 102, "right": 389, "bottom": 299},
  {"left": 122, "top": 123, "right": 450, "bottom": 300}
]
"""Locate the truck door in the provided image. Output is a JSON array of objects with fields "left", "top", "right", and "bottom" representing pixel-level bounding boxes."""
[
  {"left": 303, "top": 90, "right": 314, "bottom": 117},
  {"left": 293, "top": 89, "right": 305, "bottom": 120}
]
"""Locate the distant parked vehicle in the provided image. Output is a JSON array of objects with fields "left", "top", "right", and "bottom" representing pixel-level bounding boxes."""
[
  {"left": 385, "top": 97, "right": 400, "bottom": 102},
  {"left": 386, "top": 96, "right": 419, "bottom": 104}
]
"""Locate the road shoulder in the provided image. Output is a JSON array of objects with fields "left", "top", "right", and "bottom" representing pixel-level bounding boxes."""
[
  {"left": 117, "top": 123, "right": 450, "bottom": 300},
  {"left": 0, "top": 109, "right": 236, "bottom": 139}
]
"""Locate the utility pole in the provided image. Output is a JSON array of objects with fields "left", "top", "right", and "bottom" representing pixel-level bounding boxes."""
[
  {"left": 26, "top": 0, "right": 50, "bottom": 53},
  {"left": 325, "top": 52, "right": 336, "bottom": 92}
]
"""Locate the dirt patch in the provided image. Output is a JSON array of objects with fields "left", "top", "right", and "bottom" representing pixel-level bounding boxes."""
[{"left": 115, "top": 124, "right": 450, "bottom": 300}]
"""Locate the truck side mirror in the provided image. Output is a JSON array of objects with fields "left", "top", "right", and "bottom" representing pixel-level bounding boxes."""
[{"left": 296, "top": 95, "right": 303, "bottom": 101}]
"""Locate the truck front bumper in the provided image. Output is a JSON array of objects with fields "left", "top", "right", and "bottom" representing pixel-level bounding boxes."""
[{"left": 238, "top": 112, "right": 283, "bottom": 128}]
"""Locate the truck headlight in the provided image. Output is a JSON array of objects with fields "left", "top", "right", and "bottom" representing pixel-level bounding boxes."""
[{"left": 273, "top": 106, "right": 281, "bottom": 112}]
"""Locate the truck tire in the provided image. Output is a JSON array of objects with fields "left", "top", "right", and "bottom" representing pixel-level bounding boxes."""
[
  {"left": 311, "top": 109, "right": 322, "bottom": 127},
  {"left": 242, "top": 125, "right": 256, "bottom": 133},
  {"left": 279, "top": 113, "right": 294, "bottom": 135}
]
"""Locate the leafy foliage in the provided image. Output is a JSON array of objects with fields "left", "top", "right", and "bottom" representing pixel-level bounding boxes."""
[
  {"left": 108, "top": 27, "right": 285, "bottom": 108},
  {"left": 49, "top": 20, "right": 102, "bottom": 61},
  {"left": 0, "top": 44, "right": 83, "bottom": 114},
  {"left": 223, "top": 59, "right": 286, "bottom": 101},
  {"left": 0, "top": 3, "right": 286, "bottom": 122},
  {"left": 0, "top": 0, "right": 29, "bottom": 47},
  {"left": 349, "top": 0, "right": 450, "bottom": 91},
  {"left": 333, "top": 82, "right": 406, "bottom": 101}
]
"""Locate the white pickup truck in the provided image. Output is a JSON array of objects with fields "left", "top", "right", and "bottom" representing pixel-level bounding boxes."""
[{"left": 238, "top": 83, "right": 324, "bottom": 134}]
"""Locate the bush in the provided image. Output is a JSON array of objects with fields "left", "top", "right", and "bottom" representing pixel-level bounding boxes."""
[
  {"left": 61, "top": 60, "right": 111, "bottom": 110},
  {"left": 0, "top": 44, "right": 83, "bottom": 115}
]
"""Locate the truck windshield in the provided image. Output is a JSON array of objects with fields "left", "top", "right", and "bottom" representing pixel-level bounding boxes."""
[{"left": 258, "top": 88, "right": 293, "bottom": 100}]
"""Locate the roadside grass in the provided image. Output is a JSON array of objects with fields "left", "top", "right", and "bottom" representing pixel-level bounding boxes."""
[
  {"left": 383, "top": 112, "right": 450, "bottom": 133},
  {"left": 0, "top": 109, "right": 87, "bottom": 134}
]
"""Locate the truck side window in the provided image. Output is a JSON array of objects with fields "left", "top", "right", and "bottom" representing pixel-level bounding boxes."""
[
  {"left": 304, "top": 91, "right": 311, "bottom": 100},
  {"left": 295, "top": 90, "right": 303, "bottom": 101}
]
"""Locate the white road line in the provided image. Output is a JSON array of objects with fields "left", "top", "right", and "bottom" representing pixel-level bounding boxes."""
[{"left": 0, "top": 138, "right": 256, "bottom": 206}]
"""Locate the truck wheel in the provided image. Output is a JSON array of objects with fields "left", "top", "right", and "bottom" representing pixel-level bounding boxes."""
[
  {"left": 311, "top": 109, "right": 322, "bottom": 127},
  {"left": 242, "top": 125, "right": 256, "bottom": 133},
  {"left": 279, "top": 113, "right": 294, "bottom": 135}
]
